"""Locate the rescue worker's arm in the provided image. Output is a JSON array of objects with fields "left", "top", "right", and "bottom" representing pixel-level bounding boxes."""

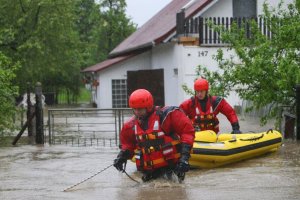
[
  {"left": 163, "top": 109, "right": 195, "bottom": 176},
  {"left": 113, "top": 121, "right": 136, "bottom": 171},
  {"left": 119, "top": 122, "right": 136, "bottom": 154},
  {"left": 162, "top": 108, "right": 195, "bottom": 145},
  {"left": 179, "top": 99, "right": 194, "bottom": 119},
  {"left": 216, "top": 98, "right": 241, "bottom": 133}
]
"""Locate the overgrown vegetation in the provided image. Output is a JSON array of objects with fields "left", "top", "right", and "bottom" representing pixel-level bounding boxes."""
[
  {"left": 0, "top": 0, "right": 136, "bottom": 134},
  {"left": 0, "top": 53, "right": 19, "bottom": 133}
]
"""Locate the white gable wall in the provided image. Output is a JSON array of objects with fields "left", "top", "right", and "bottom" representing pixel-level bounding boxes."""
[
  {"left": 149, "top": 43, "right": 243, "bottom": 107},
  {"left": 201, "top": 0, "right": 294, "bottom": 18},
  {"left": 151, "top": 43, "right": 179, "bottom": 106},
  {"left": 176, "top": 45, "right": 242, "bottom": 107},
  {"left": 96, "top": 52, "right": 151, "bottom": 108},
  {"left": 257, "top": 0, "right": 294, "bottom": 15},
  {"left": 201, "top": 0, "right": 233, "bottom": 17}
]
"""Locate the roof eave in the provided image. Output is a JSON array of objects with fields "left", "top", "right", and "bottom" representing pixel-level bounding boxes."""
[
  {"left": 81, "top": 54, "right": 136, "bottom": 73},
  {"left": 109, "top": 0, "right": 214, "bottom": 58},
  {"left": 108, "top": 41, "right": 155, "bottom": 58}
]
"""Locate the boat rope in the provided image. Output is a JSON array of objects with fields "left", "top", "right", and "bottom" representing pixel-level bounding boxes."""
[
  {"left": 63, "top": 164, "right": 113, "bottom": 192},
  {"left": 122, "top": 161, "right": 141, "bottom": 184},
  {"left": 240, "top": 134, "right": 264, "bottom": 141}
]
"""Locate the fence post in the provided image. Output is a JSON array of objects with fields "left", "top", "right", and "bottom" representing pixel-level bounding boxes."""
[
  {"left": 27, "top": 83, "right": 36, "bottom": 139},
  {"left": 27, "top": 83, "right": 32, "bottom": 137},
  {"left": 48, "top": 109, "right": 52, "bottom": 144},
  {"left": 35, "top": 82, "right": 44, "bottom": 144},
  {"left": 176, "top": 9, "right": 185, "bottom": 37},
  {"left": 21, "top": 109, "right": 24, "bottom": 127},
  {"left": 114, "top": 110, "right": 117, "bottom": 145},
  {"left": 296, "top": 84, "right": 300, "bottom": 140},
  {"left": 118, "top": 109, "right": 122, "bottom": 148}
]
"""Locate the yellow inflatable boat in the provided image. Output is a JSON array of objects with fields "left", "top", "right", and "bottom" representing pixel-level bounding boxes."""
[{"left": 190, "top": 130, "right": 282, "bottom": 168}]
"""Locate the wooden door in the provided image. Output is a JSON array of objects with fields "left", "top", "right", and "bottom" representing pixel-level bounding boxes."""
[{"left": 127, "top": 69, "right": 165, "bottom": 106}]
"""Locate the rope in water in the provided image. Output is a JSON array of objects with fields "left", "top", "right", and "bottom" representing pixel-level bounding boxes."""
[
  {"left": 122, "top": 161, "right": 141, "bottom": 184},
  {"left": 63, "top": 164, "right": 113, "bottom": 192}
]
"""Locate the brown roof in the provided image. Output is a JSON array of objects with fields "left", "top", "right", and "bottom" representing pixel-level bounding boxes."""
[
  {"left": 81, "top": 54, "right": 135, "bottom": 73},
  {"left": 83, "top": 0, "right": 213, "bottom": 72},
  {"left": 109, "top": 0, "right": 212, "bottom": 58}
]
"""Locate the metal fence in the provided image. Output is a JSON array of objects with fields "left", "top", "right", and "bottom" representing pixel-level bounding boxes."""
[{"left": 47, "top": 108, "right": 132, "bottom": 146}]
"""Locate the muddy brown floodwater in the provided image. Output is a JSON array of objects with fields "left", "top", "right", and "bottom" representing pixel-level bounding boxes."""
[
  {"left": 1, "top": 115, "right": 300, "bottom": 200},
  {"left": 0, "top": 139, "right": 300, "bottom": 200}
]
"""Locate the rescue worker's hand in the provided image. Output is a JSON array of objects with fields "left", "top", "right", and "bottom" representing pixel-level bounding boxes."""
[
  {"left": 113, "top": 150, "right": 131, "bottom": 172},
  {"left": 175, "top": 143, "right": 192, "bottom": 174},
  {"left": 231, "top": 129, "right": 242, "bottom": 134},
  {"left": 175, "top": 160, "right": 190, "bottom": 173},
  {"left": 113, "top": 157, "right": 126, "bottom": 171},
  {"left": 231, "top": 122, "right": 242, "bottom": 134}
]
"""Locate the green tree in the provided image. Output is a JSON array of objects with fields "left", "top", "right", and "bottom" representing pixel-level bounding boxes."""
[
  {"left": 0, "top": 0, "right": 82, "bottom": 96},
  {"left": 75, "top": 0, "right": 102, "bottom": 68},
  {"left": 0, "top": 52, "right": 19, "bottom": 133},
  {"left": 0, "top": 0, "right": 136, "bottom": 105},
  {"left": 98, "top": 0, "right": 136, "bottom": 59},
  {"left": 191, "top": 1, "right": 300, "bottom": 124},
  {"left": 74, "top": 0, "right": 136, "bottom": 66}
]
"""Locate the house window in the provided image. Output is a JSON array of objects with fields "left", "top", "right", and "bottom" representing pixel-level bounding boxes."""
[
  {"left": 233, "top": 0, "right": 257, "bottom": 18},
  {"left": 112, "top": 79, "right": 128, "bottom": 108}
]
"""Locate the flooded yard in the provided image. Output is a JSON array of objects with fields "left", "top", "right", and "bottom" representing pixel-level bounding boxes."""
[
  {"left": 1, "top": 140, "right": 300, "bottom": 200},
  {"left": 1, "top": 113, "right": 300, "bottom": 200}
]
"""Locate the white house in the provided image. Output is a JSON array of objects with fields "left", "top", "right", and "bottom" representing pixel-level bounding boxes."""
[{"left": 83, "top": 0, "right": 293, "bottom": 109}]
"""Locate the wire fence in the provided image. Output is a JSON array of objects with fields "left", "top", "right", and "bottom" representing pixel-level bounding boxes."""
[{"left": 47, "top": 108, "right": 132, "bottom": 147}]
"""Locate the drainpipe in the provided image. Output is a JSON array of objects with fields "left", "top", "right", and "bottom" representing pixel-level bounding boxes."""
[{"left": 296, "top": 84, "right": 300, "bottom": 140}]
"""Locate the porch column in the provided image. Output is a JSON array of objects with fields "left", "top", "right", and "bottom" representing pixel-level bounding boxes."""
[{"left": 176, "top": 9, "right": 185, "bottom": 36}]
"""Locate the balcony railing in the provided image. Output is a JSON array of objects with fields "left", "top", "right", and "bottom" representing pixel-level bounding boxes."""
[{"left": 178, "top": 16, "right": 273, "bottom": 46}]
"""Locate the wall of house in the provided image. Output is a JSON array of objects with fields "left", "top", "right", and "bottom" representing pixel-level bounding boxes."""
[
  {"left": 201, "top": 0, "right": 233, "bottom": 18},
  {"left": 257, "top": 0, "right": 294, "bottom": 15},
  {"left": 175, "top": 45, "right": 243, "bottom": 107},
  {"left": 95, "top": 52, "right": 151, "bottom": 108},
  {"left": 151, "top": 43, "right": 180, "bottom": 106},
  {"left": 200, "top": 0, "right": 294, "bottom": 18}
]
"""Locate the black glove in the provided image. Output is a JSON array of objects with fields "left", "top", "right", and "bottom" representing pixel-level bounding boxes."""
[
  {"left": 113, "top": 150, "right": 131, "bottom": 172},
  {"left": 231, "top": 122, "right": 242, "bottom": 134},
  {"left": 175, "top": 143, "right": 192, "bottom": 174}
]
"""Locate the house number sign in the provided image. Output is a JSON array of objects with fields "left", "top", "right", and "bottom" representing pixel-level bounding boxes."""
[{"left": 198, "top": 51, "right": 208, "bottom": 57}]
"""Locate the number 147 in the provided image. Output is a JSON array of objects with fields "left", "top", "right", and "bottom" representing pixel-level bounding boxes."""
[{"left": 198, "top": 51, "right": 208, "bottom": 57}]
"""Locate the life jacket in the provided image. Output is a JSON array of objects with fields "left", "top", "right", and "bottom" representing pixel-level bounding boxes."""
[
  {"left": 193, "top": 96, "right": 220, "bottom": 132},
  {"left": 134, "top": 107, "right": 181, "bottom": 171}
]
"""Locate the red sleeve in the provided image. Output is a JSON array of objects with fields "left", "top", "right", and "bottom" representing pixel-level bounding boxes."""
[
  {"left": 216, "top": 98, "right": 239, "bottom": 124},
  {"left": 120, "top": 117, "right": 136, "bottom": 155},
  {"left": 161, "top": 109, "right": 195, "bottom": 146},
  {"left": 179, "top": 98, "right": 195, "bottom": 120}
]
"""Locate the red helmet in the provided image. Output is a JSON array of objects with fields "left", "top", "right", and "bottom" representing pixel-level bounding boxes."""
[
  {"left": 194, "top": 78, "right": 209, "bottom": 91},
  {"left": 129, "top": 89, "right": 153, "bottom": 110}
]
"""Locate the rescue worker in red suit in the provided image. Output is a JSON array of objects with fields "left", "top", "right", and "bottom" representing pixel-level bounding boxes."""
[
  {"left": 113, "top": 89, "right": 195, "bottom": 182},
  {"left": 180, "top": 78, "right": 241, "bottom": 134}
]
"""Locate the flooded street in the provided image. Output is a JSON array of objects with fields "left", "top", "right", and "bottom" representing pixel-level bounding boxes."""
[
  {"left": 1, "top": 115, "right": 300, "bottom": 200},
  {"left": 1, "top": 140, "right": 300, "bottom": 200}
]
